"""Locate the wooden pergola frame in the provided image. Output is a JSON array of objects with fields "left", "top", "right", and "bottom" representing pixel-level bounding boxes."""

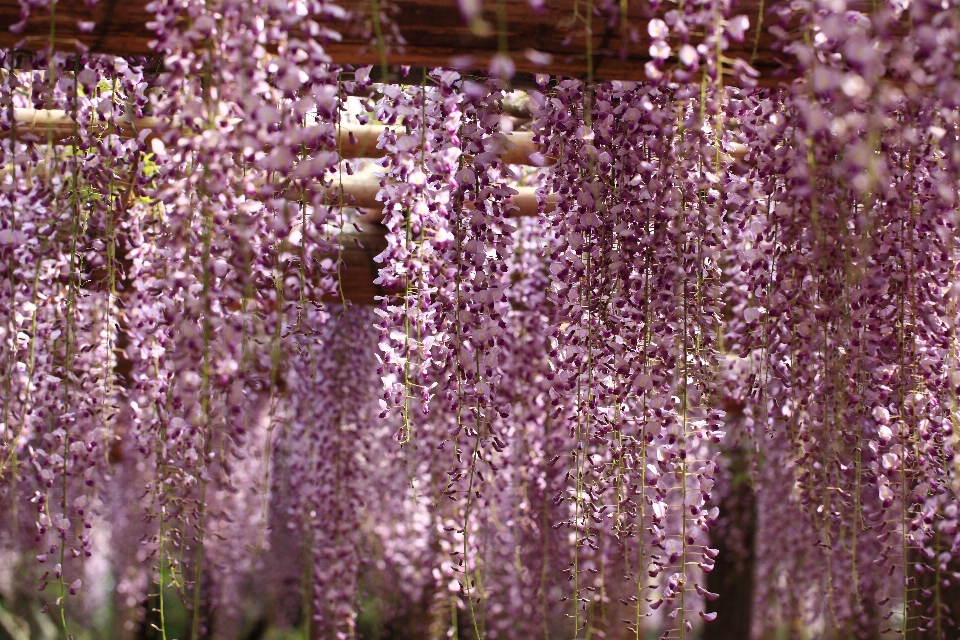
[
  {"left": 1, "top": 0, "right": 785, "bottom": 302},
  {"left": 0, "top": 108, "right": 559, "bottom": 302}
]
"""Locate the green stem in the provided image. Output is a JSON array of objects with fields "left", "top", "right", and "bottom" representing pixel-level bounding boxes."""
[{"left": 370, "top": 0, "right": 388, "bottom": 80}]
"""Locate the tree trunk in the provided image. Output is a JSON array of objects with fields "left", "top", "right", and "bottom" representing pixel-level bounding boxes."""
[{"left": 703, "top": 447, "right": 755, "bottom": 640}]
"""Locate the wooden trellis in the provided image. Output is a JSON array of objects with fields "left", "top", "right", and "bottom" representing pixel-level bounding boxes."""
[{"left": 1, "top": 0, "right": 787, "bottom": 302}]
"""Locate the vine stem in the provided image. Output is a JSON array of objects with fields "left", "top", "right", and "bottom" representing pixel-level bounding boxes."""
[
  {"left": 191, "top": 13, "right": 218, "bottom": 636},
  {"left": 1, "top": 52, "right": 19, "bottom": 480},
  {"left": 463, "top": 410, "right": 483, "bottom": 640},
  {"left": 370, "top": 0, "right": 388, "bottom": 80},
  {"left": 57, "top": 49, "right": 83, "bottom": 639}
]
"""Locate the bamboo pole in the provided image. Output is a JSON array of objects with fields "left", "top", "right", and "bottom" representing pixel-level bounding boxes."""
[
  {"left": 0, "top": 110, "right": 746, "bottom": 304},
  {"left": 0, "top": 108, "right": 546, "bottom": 166}
]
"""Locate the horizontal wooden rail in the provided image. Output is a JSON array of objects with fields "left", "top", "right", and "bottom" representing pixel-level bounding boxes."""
[{"left": 1, "top": 109, "right": 546, "bottom": 165}]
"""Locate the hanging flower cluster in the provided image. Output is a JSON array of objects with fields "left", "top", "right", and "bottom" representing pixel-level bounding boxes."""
[
  {"left": 726, "top": 0, "right": 960, "bottom": 634},
  {"left": 530, "top": 75, "right": 727, "bottom": 636}
]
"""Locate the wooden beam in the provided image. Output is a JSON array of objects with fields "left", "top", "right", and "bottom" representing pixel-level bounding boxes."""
[{"left": 0, "top": 0, "right": 799, "bottom": 85}]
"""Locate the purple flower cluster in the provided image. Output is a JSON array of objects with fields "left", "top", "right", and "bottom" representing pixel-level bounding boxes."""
[{"left": 2, "top": 0, "right": 960, "bottom": 638}]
